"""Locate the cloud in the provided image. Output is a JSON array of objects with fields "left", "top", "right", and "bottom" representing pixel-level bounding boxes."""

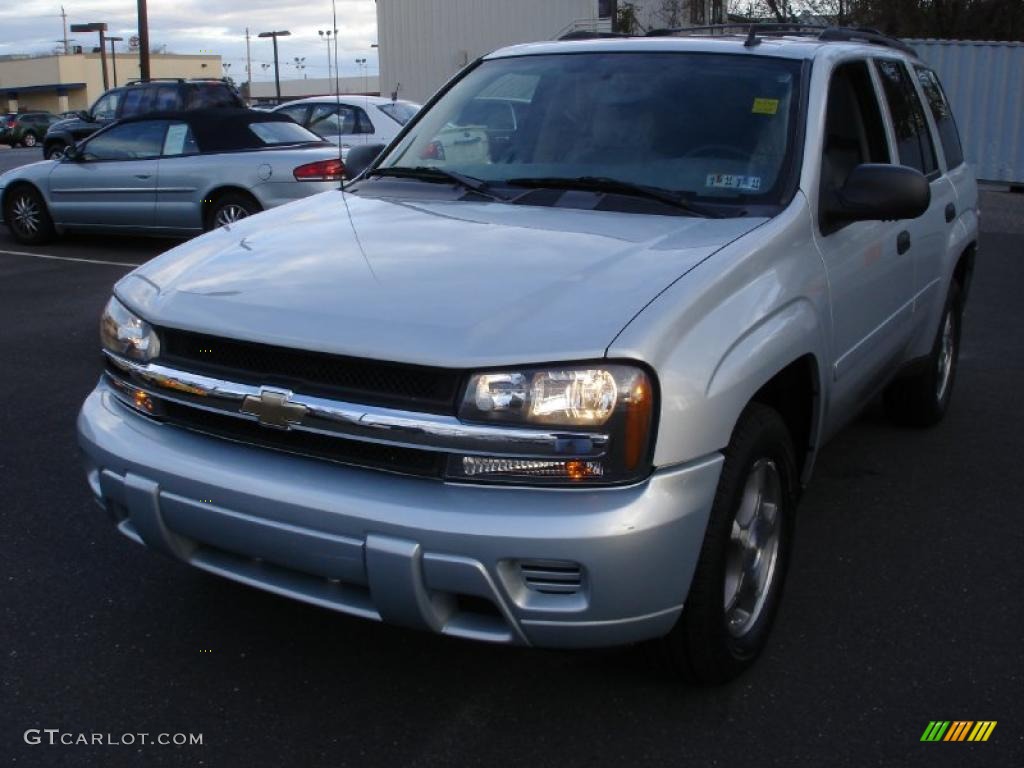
[{"left": 0, "top": 0, "right": 379, "bottom": 80}]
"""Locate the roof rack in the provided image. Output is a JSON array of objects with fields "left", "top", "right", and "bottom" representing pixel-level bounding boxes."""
[
  {"left": 642, "top": 22, "right": 916, "bottom": 56},
  {"left": 124, "top": 77, "right": 233, "bottom": 85},
  {"left": 558, "top": 30, "right": 630, "bottom": 41}
]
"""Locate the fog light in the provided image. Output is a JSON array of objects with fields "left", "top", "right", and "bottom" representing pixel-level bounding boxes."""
[{"left": 455, "top": 456, "right": 604, "bottom": 482}]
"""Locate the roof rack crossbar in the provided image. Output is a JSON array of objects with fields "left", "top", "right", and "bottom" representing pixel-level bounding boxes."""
[{"left": 641, "top": 22, "right": 915, "bottom": 56}]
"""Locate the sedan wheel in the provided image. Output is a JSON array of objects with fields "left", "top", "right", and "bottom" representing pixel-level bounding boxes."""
[
  {"left": 4, "top": 185, "right": 55, "bottom": 244},
  {"left": 214, "top": 203, "right": 251, "bottom": 227},
  {"left": 205, "top": 193, "right": 261, "bottom": 231}
]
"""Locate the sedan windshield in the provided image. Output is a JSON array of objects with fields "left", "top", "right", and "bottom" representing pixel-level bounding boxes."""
[{"left": 379, "top": 52, "right": 803, "bottom": 208}]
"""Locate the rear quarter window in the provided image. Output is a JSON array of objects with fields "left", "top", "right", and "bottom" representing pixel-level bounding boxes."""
[
  {"left": 875, "top": 58, "right": 938, "bottom": 176},
  {"left": 247, "top": 121, "right": 323, "bottom": 145}
]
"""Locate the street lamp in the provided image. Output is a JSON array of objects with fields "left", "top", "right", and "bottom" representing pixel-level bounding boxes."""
[
  {"left": 257, "top": 30, "right": 290, "bottom": 104},
  {"left": 107, "top": 36, "right": 123, "bottom": 87},
  {"left": 70, "top": 22, "right": 109, "bottom": 90},
  {"left": 318, "top": 29, "right": 337, "bottom": 95},
  {"left": 355, "top": 57, "right": 367, "bottom": 95}
]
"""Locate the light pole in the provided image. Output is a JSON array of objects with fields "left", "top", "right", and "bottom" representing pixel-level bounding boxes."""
[
  {"left": 292, "top": 56, "right": 306, "bottom": 79},
  {"left": 319, "top": 29, "right": 337, "bottom": 95},
  {"left": 257, "top": 30, "right": 290, "bottom": 104},
  {"left": 355, "top": 57, "right": 367, "bottom": 95},
  {"left": 70, "top": 23, "right": 109, "bottom": 90},
  {"left": 107, "top": 36, "right": 122, "bottom": 87}
]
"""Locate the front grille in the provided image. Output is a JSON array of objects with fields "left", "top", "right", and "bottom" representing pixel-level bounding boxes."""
[
  {"left": 160, "top": 400, "right": 444, "bottom": 478},
  {"left": 158, "top": 327, "right": 463, "bottom": 414}
]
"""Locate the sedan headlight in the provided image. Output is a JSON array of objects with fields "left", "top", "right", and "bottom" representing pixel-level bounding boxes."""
[
  {"left": 451, "top": 364, "right": 655, "bottom": 485},
  {"left": 99, "top": 296, "right": 160, "bottom": 361}
]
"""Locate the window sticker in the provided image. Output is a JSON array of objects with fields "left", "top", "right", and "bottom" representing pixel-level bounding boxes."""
[
  {"left": 752, "top": 98, "right": 779, "bottom": 115},
  {"left": 163, "top": 123, "right": 190, "bottom": 156},
  {"left": 706, "top": 173, "right": 762, "bottom": 191}
]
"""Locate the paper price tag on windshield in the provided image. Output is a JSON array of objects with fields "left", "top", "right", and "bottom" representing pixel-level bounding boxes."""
[
  {"left": 752, "top": 98, "right": 779, "bottom": 115},
  {"left": 706, "top": 174, "right": 761, "bottom": 192}
]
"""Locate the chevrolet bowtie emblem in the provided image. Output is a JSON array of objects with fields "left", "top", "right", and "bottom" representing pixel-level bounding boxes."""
[{"left": 240, "top": 388, "right": 308, "bottom": 429}]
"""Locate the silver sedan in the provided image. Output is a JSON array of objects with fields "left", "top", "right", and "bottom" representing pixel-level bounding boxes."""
[{"left": 0, "top": 108, "right": 346, "bottom": 244}]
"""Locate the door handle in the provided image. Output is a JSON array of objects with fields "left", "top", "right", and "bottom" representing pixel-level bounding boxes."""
[
  {"left": 897, "top": 230, "right": 911, "bottom": 255},
  {"left": 134, "top": 174, "right": 151, "bottom": 179},
  {"left": 945, "top": 202, "right": 956, "bottom": 222}
]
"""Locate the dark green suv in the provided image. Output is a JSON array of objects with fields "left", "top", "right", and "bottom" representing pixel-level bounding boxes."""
[
  {"left": 0, "top": 112, "right": 59, "bottom": 148},
  {"left": 42, "top": 78, "right": 244, "bottom": 159}
]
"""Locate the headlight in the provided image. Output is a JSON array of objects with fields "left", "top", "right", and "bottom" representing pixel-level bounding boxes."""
[
  {"left": 99, "top": 296, "right": 160, "bottom": 361},
  {"left": 451, "top": 364, "right": 655, "bottom": 485}
]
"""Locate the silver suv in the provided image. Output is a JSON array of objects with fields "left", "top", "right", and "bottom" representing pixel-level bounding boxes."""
[{"left": 78, "top": 27, "right": 978, "bottom": 683}]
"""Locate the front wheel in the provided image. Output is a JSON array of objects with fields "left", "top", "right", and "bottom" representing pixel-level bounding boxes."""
[
  {"left": 3, "top": 184, "right": 55, "bottom": 244},
  {"left": 205, "top": 192, "right": 261, "bottom": 231},
  {"left": 44, "top": 141, "right": 68, "bottom": 160},
  {"left": 21, "top": 132, "right": 38, "bottom": 148},
  {"left": 883, "top": 283, "right": 962, "bottom": 427},
  {"left": 651, "top": 403, "right": 798, "bottom": 684}
]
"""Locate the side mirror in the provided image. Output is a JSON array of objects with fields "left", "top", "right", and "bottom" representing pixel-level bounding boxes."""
[
  {"left": 63, "top": 144, "right": 82, "bottom": 161},
  {"left": 823, "top": 163, "right": 930, "bottom": 227},
  {"left": 344, "top": 143, "right": 386, "bottom": 180},
  {"left": 77, "top": 110, "right": 93, "bottom": 122}
]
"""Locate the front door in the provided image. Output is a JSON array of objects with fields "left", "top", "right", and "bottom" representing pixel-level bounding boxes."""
[
  {"left": 47, "top": 120, "right": 167, "bottom": 230},
  {"left": 812, "top": 60, "right": 916, "bottom": 418}
]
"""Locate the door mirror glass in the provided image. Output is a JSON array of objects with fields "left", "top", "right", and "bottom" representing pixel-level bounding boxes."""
[
  {"left": 77, "top": 110, "right": 93, "bottom": 122},
  {"left": 345, "top": 143, "right": 386, "bottom": 179},
  {"left": 823, "top": 163, "right": 930, "bottom": 225}
]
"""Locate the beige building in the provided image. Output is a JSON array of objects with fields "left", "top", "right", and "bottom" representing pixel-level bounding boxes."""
[{"left": 0, "top": 52, "right": 222, "bottom": 114}]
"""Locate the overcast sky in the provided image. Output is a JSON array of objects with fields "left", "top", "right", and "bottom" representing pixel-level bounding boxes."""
[{"left": 0, "top": 0, "right": 380, "bottom": 81}]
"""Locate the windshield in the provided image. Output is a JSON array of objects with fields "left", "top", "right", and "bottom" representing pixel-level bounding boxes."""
[
  {"left": 247, "top": 121, "right": 323, "bottom": 145},
  {"left": 377, "top": 101, "right": 419, "bottom": 126},
  {"left": 379, "top": 52, "right": 803, "bottom": 207}
]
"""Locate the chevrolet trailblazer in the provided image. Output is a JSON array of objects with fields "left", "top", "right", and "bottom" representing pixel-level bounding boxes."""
[{"left": 78, "top": 26, "right": 978, "bottom": 683}]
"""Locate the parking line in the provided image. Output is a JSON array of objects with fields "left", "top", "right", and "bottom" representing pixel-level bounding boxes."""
[{"left": 0, "top": 248, "right": 140, "bottom": 268}]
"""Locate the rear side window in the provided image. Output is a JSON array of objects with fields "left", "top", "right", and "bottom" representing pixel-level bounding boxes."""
[
  {"left": 874, "top": 59, "right": 938, "bottom": 176},
  {"left": 247, "top": 121, "right": 322, "bottom": 145},
  {"left": 184, "top": 84, "right": 238, "bottom": 109},
  {"left": 914, "top": 67, "right": 964, "bottom": 169},
  {"left": 376, "top": 101, "right": 418, "bottom": 125}
]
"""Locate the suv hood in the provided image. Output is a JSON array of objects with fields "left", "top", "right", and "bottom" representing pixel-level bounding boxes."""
[{"left": 120, "top": 192, "right": 765, "bottom": 368}]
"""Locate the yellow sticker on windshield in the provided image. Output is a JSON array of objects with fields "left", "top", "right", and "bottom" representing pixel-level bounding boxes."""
[{"left": 752, "top": 98, "right": 779, "bottom": 115}]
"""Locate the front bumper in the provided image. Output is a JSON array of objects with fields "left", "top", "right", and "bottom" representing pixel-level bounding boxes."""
[{"left": 78, "top": 381, "right": 722, "bottom": 648}]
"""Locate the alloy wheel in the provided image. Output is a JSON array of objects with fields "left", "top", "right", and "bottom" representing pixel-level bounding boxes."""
[
  {"left": 11, "top": 193, "right": 41, "bottom": 237},
  {"left": 935, "top": 310, "right": 956, "bottom": 402},
  {"left": 723, "top": 457, "right": 783, "bottom": 639},
  {"left": 214, "top": 204, "right": 250, "bottom": 227},
  {"left": 22, "top": 133, "right": 37, "bottom": 148}
]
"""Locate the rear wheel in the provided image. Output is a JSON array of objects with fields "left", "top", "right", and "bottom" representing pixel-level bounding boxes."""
[
  {"left": 3, "top": 184, "right": 55, "bottom": 244},
  {"left": 650, "top": 403, "right": 798, "bottom": 684},
  {"left": 883, "top": 283, "right": 962, "bottom": 427},
  {"left": 20, "top": 132, "right": 38, "bottom": 148},
  {"left": 205, "top": 192, "right": 261, "bottom": 231}
]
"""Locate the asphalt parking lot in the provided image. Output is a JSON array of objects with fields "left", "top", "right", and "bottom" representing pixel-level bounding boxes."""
[{"left": 1, "top": 146, "right": 1022, "bottom": 766}]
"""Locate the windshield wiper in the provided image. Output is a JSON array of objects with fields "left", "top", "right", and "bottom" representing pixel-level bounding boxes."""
[
  {"left": 505, "top": 176, "right": 724, "bottom": 218},
  {"left": 365, "top": 166, "right": 507, "bottom": 201}
]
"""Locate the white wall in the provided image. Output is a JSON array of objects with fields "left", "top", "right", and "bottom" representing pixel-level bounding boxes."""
[{"left": 377, "top": 0, "right": 599, "bottom": 104}]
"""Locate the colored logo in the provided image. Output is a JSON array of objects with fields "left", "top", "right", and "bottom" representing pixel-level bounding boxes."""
[{"left": 921, "top": 721, "right": 997, "bottom": 742}]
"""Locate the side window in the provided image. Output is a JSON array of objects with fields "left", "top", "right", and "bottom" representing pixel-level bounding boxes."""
[
  {"left": 309, "top": 104, "right": 357, "bottom": 135},
  {"left": 914, "top": 67, "right": 964, "bottom": 169},
  {"left": 120, "top": 87, "right": 154, "bottom": 117},
  {"left": 81, "top": 121, "right": 167, "bottom": 161},
  {"left": 90, "top": 90, "right": 122, "bottom": 121},
  {"left": 874, "top": 59, "right": 938, "bottom": 175},
  {"left": 152, "top": 85, "right": 182, "bottom": 112},
  {"left": 161, "top": 122, "right": 199, "bottom": 156},
  {"left": 354, "top": 107, "right": 375, "bottom": 134},
  {"left": 276, "top": 105, "right": 310, "bottom": 125},
  {"left": 820, "top": 61, "right": 890, "bottom": 196}
]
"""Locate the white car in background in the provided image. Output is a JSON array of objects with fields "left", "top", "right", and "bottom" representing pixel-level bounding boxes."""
[{"left": 272, "top": 95, "right": 420, "bottom": 158}]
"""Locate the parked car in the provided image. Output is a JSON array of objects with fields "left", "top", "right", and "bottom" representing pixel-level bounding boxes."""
[
  {"left": 1, "top": 109, "right": 343, "bottom": 242},
  {"left": 77, "top": 28, "right": 977, "bottom": 683},
  {"left": 42, "top": 78, "right": 245, "bottom": 159},
  {"left": 0, "top": 111, "right": 60, "bottom": 148},
  {"left": 272, "top": 95, "right": 419, "bottom": 157}
]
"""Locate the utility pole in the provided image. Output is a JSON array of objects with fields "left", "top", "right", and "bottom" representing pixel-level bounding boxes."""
[
  {"left": 257, "top": 30, "right": 290, "bottom": 104},
  {"left": 61, "top": 6, "right": 69, "bottom": 55},
  {"left": 245, "top": 28, "right": 253, "bottom": 102},
  {"left": 137, "top": 0, "right": 151, "bottom": 81},
  {"left": 107, "top": 37, "right": 123, "bottom": 86}
]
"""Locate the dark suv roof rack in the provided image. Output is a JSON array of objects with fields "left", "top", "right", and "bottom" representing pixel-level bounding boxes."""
[
  {"left": 586, "top": 22, "right": 916, "bottom": 56},
  {"left": 124, "top": 77, "right": 233, "bottom": 85}
]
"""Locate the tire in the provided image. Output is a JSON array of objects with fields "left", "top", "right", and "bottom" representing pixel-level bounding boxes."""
[
  {"left": 883, "top": 283, "right": 962, "bottom": 428},
  {"left": 3, "top": 184, "right": 55, "bottom": 245},
  {"left": 44, "top": 141, "right": 68, "bottom": 160},
  {"left": 20, "top": 132, "right": 38, "bottom": 148},
  {"left": 650, "top": 403, "right": 798, "bottom": 684},
  {"left": 205, "top": 192, "right": 261, "bottom": 231}
]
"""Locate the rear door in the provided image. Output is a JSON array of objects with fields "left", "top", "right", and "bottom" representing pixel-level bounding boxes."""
[
  {"left": 813, "top": 59, "right": 914, "bottom": 410},
  {"left": 47, "top": 120, "right": 166, "bottom": 229}
]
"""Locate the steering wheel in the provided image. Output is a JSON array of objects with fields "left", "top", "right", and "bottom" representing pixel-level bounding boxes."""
[{"left": 683, "top": 144, "right": 751, "bottom": 161}]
